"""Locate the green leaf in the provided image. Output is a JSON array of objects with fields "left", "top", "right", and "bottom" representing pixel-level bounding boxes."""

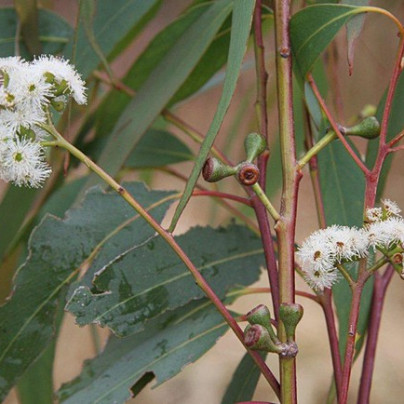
[
  {"left": 14, "top": 0, "right": 41, "bottom": 55},
  {"left": 81, "top": 0, "right": 233, "bottom": 196},
  {"left": 92, "top": 1, "right": 231, "bottom": 146},
  {"left": 67, "top": 224, "right": 264, "bottom": 336},
  {"left": 221, "top": 352, "right": 266, "bottom": 404},
  {"left": 342, "top": 0, "right": 369, "bottom": 75},
  {"left": 290, "top": 4, "right": 367, "bottom": 77},
  {"left": 366, "top": 74, "right": 404, "bottom": 200},
  {"left": 64, "top": 0, "right": 161, "bottom": 78},
  {"left": 58, "top": 300, "right": 229, "bottom": 404},
  {"left": 317, "top": 138, "right": 372, "bottom": 356},
  {"left": 125, "top": 129, "right": 193, "bottom": 168},
  {"left": 0, "top": 8, "right": 72, "bottom": 57},
  {"left": 169, "top": 0, "right": 256, "bottom": 230},
  {"left": 0, "top": 183, "right": 174, "bottom": 401}
]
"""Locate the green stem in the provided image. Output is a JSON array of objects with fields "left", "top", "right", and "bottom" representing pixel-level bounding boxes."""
[
  {"left": 274, "top": 0, "right": 300, "bottom": 402},
  {"left": 40, "top": 121, "right": 281, "bottom": 398},
  {"left": 297, "top": 131, "right": 337, "bottom": 168},
  {"left": 336, "top": 264, "right": 354, "bottom": 289},
  {"left": 251, "top": 183, "right": 280, "bottom": 221}
]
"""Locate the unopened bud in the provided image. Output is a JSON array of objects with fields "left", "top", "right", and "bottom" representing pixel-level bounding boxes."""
[
  {"left": 247, "top": 304, "right": 278, "bottom": 341},
  {"left": 51, "top": 98, "right": 66, "bottom": 112},
  {"left": 244, "top": 132, "right": 266, "bottom": 162},
  {"left": 202, "top": 157, "right": 236, "bottom": 182},
  {"left": 342, "top": 116, "right": 380, "bottom": 139},
  {"left": 237, "top": 162, "right": 259, "bottom": 186},
  {"left": 244, "top": 324, "right": 282, "bottom": 353},
  {"left": 279, "top": 303, "right": 303, "bottom": 340}
]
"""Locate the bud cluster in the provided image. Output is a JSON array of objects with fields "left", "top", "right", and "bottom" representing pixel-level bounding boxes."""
[
  {"left": 0, "top": 56, "right": 86, "bottom": 187},
  {"left": 298, "top": 199, "right": 404, "bottom": 291}
]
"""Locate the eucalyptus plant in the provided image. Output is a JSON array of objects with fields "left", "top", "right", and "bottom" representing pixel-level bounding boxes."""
[{"left": 0, "top": 1, "right": 403, "bottom": 404}]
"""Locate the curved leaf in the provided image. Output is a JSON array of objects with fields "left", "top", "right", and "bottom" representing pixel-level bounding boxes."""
[
  {"left": 81, "top": 0, "right": 233, "bottom": 195},
  {"left": 66, "top": 224, "right": 264, "bottom": 336},
  {"left": 0, "top": 183, "right": 174, "bottom": 401},
  {"left": 290, "top": 4, "right": 367, "bottom": 77},
  {"left": 169, "top": 0, "right": 256, "bottom": 230},
  {"left": 59, "top": 300, "right": 229, "bottom": 404}
]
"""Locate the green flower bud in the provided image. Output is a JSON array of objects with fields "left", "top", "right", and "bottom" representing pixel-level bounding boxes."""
[
  {"left": 244, "top": 324, "right": 282, "bottom": 353},
  {"left": 342, "top": 116, "right": 380, "bottom": 139},
  {"left": 279, "top": 303, "right": 304, "bottom": 340},
  {"left": 247, "top": 304, "right": 278, "bottom": 341},
  {"left": 244, "top": 132, "right": 266, "bottom": 162},
  {"left": 202, "top": 157, "right": 237, "bottom": 182},
  {"left": 51, "top": 98, "right": 66, "bottom": 112},
  {"left": 53, "top": 79, "right": 69, "bottom": 97}
]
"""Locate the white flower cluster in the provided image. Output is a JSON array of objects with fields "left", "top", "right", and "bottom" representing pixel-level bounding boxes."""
[
  {"left": 297, "top": 199, "right": 404, "bottom": 292},
  {"left": 0, "top": 55, "right": 86, "bottom": 187}
]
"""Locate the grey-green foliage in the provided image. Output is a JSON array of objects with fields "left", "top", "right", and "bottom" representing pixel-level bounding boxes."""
[
  {"left": 67, "top": 224, "right": 264, "bottom": 336},
  {"left": 0, "top": 183, "right": 174, "bottom": 401},
  {"left": 59, "top": 300, "right": 229, "bottom": 404}
]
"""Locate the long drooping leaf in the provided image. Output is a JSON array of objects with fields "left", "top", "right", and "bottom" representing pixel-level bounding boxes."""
[
  {"left": 221, "top": 352, "right": 267, "bottom": 404},
  {"left": 290, "top": 4, "right": 368, "bottom": 78},
  {"left": 169, "top": 0, "right": 256, "bottom": 230},
  {"left": 63, "top": 0, "right": 161, "bottom": 77},
  {"left": 14, "top": 0, "right": 41, "bottom": 55},
  {"left": 92, "top": 1, "right": 232, "bottom": 144},
  {"left": 0, "top": 8, "right": 72, "bottom": 57},
  {"left": 317, "top": 140, "right": 372, "bottom": 356},
  {"left": 0, "top": 183, "right": 174, "bottom": 401},
  {"left": 81, "top": 0, "right": 233, "bottom": 196},
  {"left": 67, "top": 224, "right": 264, "bottom": 336},
  {"left": 59, "top": 300, "right": 229, "bottom": 404}
]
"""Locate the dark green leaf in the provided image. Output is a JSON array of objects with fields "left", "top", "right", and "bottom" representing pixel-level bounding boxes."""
[
  {"left": 0, "top": 183, "right": 174, "bottom": 401},
  {"left": 0, "top": 8, "right": 72, "bottom": 57},
  {"left": 125, "top": 129, "right": 193, "bottom": 168},
  {"left": 221, "top": 352, "right": 266, "bottom": 404},
  {"left": 81, "top": 0, "right": 233, "bottom": 196},
  {"left": 170, "top": 0, "right": 256, "bottom": 230},
  {"left": 59, "top": 300, "right": 229, "bottom": 404},
  {"left": 64, "top": 0, "right": 161, "bottom": 78},
  {"left": 317, "top": 139, "right": 372, "bottom": 356},
  {"left": 67, "top": 224, "right": 264, "bottom": 336},
  {"left": 290, "top": 4, "right": 367, "bottom": 77}
]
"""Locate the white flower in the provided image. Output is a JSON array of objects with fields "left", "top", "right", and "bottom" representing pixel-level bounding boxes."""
[
  {"left": 32, "top": 55, "right": 87, "bottom": 105},
  {"left": 297, "top": 228, "right": 335, "bottom": 273},
  {"left": 0, "top": 104, "right": 46, "bottom": 132},
  {"left": 303, "top": 267, "right": 339, "bottom": 292},
  {"left": 366, "top": 217, "right": 404, "bottom": 250},
  {"left": 365, "top": 207, "right": 383, "bottom": 223},
  {"left": 382, "top": 199, "right": 401, "bottom": 217},
  {"left": 0, "top": 137, "right": 51, "bottom": 188}
]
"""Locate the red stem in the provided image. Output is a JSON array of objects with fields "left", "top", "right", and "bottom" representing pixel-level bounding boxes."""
[
  {"left": 340, "top": 270, "right": 370, "bottom": 404},
  {"left": 319, "top": 289, "right": 342, "bottom": 401},
  {"left": 252, "top": 1, "right": 280, "bottom": 320},
  {"left": 357, "top": 266, "right": 394, "bottom": 404},
  {"left": 307, "top": 74, "right": 369, "bottom": 175},
  {"left": 192, "top": 189, "right": 252, "bottom": 206}
]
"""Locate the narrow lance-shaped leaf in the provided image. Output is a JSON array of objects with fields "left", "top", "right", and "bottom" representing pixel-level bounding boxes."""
[
  {"left": 221, "top": 352, "right": 267, "bottom": 404},
  {"left": 0, "top": 183, "right": 175, "bottom": 401},
  {"left": 59, "top": 300, "right": 230, "bottom": 404},
  {"left": 67, "top": 224, "right": 264, "bottom": 337},
  {"left": 169, "top": 0, "right": 256, "bottom": 230},
  {"left": 80, "top": 0, "right": 233, "bottom": 197},
  {"left": 290, "top": 4, "right": 369, "bottom": 78}
]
